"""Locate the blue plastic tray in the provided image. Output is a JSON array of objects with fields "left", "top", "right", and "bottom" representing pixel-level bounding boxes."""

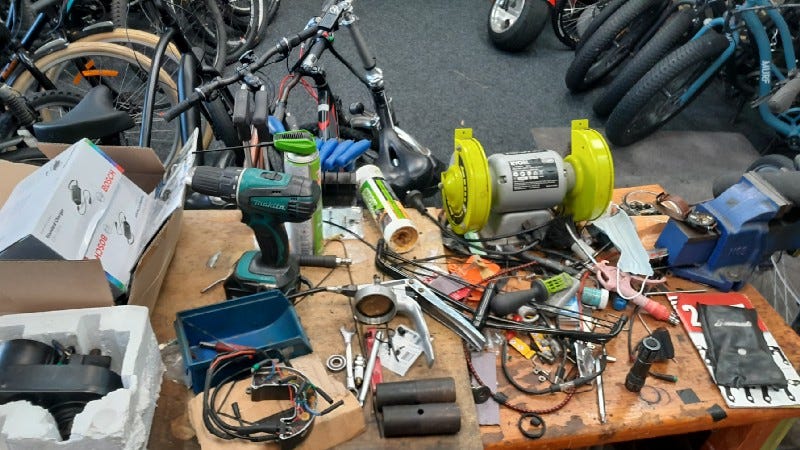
[{"left": 174, "top": 290, "right": 312, "bottom": 393}]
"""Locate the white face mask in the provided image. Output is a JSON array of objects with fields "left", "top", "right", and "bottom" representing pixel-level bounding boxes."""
[{"left": 592, "top": 208, "right": 654, "bottom": 277}]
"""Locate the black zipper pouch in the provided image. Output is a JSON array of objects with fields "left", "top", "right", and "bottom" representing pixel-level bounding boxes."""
[{"left": 698, "top": 304, "right": 786, "bottom": 388}]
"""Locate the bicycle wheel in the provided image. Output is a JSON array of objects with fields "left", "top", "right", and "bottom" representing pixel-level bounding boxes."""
[
  {"left": 11, "top": 41, "right": 182, "bottom": 164},
  {"left": 604, "top": 31, "right": 730, "bottom": 147},
  {"left": 552, "top": 0, "right": 599, "bottom": 50},
  {"left": 593, "top": 8, "right": 697, "bottom": 117},
  {"left": 0, "top": 89, "right": 83, "bottom": 164},
  {"left": 221, "top": 0, "right": 260, "bottom": 64},
  {"left": 487, "top": 0, "right": 550, "bottom": 52},
  {"left": 565, "top": 0, "right": 663, "bottom": 92},
  {"left": 111, "top": 0, "right": 227, "bottom": 73},
  {"left": 574, "top": 0, "right": 623, "bottom": 51}
]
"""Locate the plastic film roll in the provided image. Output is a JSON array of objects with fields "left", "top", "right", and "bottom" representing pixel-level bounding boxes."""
[{"left": 356, "top": 165, "right": 418, "bottom": 253}]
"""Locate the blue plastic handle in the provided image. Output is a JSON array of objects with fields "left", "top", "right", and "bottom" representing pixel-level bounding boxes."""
[
  {"left": 333, "top": 139, "right": 371, "bottom": 169},
  {"left": 318, "top": 139, "right": 339, "bottom": 166},
  {"left": 267, "top": 116, "right": 286, "bottom": 134},
  {"left": 323, "top": 140, "right": 353, "bottom": 171}
]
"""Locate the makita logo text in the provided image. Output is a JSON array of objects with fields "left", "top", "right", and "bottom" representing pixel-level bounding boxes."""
[
  {"left": 94, "top": 234, "right": 108, "bottom": 259},
  {"left": 101, "top": 170, "right": 116, "bottom": 192}
]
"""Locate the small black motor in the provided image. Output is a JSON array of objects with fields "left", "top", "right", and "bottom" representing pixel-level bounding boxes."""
[{"left": 0, "top": 339, "right": 123, "bottom": 440}]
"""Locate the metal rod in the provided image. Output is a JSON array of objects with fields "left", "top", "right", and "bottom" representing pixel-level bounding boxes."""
[
  {"left": 596, "top": 354, "right": 607, "bottom": 424},
  {"left": 358, "top": 330, "right": 382, "bottom": 406}
]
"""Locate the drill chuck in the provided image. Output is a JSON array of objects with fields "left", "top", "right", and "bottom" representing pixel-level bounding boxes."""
[
  {"left": 625, "top": 336, "right": 661, "bottom": 392},
  {"left": 190, "top": 166, "right": 242, "bottom": 201}
]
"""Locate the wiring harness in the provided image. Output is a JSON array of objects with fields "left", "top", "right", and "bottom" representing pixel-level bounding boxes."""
[{"left": 202, "top": 350, "right": 343, "bottom": 446}]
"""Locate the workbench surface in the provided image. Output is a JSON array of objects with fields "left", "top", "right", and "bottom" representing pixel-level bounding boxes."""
[{"left": 148, "top": 186, "right": 800, "bottom": 450}]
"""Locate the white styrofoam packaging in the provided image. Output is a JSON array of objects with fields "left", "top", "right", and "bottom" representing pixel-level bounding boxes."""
[
  {"left": 84, "top": 175, "right": 151, "bottom": 293},
  {"left": 0, "top": 306, "right": 163, "bottom": 450},
  {"left": 0, "top": 140, "right": 126, "bottom": 261}
]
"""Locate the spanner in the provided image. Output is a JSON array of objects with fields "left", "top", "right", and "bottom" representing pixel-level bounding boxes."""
[{"left": 340, "top": 327, "right": 357, "bottom": 394}]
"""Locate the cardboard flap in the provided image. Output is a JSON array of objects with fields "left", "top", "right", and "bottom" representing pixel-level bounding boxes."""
[
  {"left": 38, "top": 142, "right": 165, "bottom": 193},
  {"left": 128, "top": 209, "right": 183, "bottom": 312},
  {"left": 0, "top": 260, "right": 113, "bottom": 314},
  {"left": 0, "top": 160, "right": 38, "bottom": 207}
]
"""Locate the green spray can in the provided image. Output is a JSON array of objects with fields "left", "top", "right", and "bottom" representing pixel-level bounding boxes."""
[{"left": 274, "top": 130, "right": 323, "bottom": 255}]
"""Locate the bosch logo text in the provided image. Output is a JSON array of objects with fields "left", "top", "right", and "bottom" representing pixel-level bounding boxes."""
[
  {"left": 101, "top": 170, "right": 116, "bottom": 192},
  {"left": 94, "top": 234, "right": 108, "bottom": 259}
]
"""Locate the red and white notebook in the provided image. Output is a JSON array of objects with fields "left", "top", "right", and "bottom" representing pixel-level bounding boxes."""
[{"left": 669, "top": 292, "right": 800, "bottom": 408}]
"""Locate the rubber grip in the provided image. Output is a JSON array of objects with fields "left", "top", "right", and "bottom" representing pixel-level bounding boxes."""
[
  {"left": 163, "top": 93, "right": 201, "bottom": 122},
  {"left": 318, "top": 139, "right": 338, "bottom": 164},
  {"left": 768, "top": 75, "right": 800, "bottom": 114},
  {"left": 323, "top": 140, "right": 352, "bottom": 171},
  {"left": 252, "top": 90, "right": 270, "bottom": 140},
  {"left": 333, "top": 139, "right": 371, "bottom": 168},
  {"left": 489, "top": 282, "right": 549, "bottom": 317},
  {"left": 297, "top": 255, "right": 339, "bottom": 268},
  {"left": 30, "top": 0, "right": 60, "bottom": 13}
]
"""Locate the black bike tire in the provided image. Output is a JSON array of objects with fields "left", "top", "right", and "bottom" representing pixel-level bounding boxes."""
[
  {"left": 252, "top": 0, "right": 279, "bottom": 47},
  {"left": 201, "top": 96, "right": 242, "bottom": 167},
  {"left": 574, "top": 0, "right": 624, "bottom": 52},
  {"left": 0, "top": 89, "right": 83, "bottom": 164},
  {"left": 552, "top": 0, "right": 598, "bottom": 50},
  {"left": 565, "top": 0, "right": 663, "bottom": 92},
  {"left": 110, "top": 0, "right": 227, "bottom": 73},
  {"left": 487, "top": 0, "right": 550, "bottom": 52},
  {"left": 604, "top": 31, "right": 730, "bottom": 147},
  {"left": 593, "top": 8, "right": 696, "bottom": 117},
  {"left": 222, "top": 0, "right": 260, "bottom": 64}
]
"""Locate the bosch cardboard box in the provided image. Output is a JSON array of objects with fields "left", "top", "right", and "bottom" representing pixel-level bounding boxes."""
[{"left": 0, "top": 132, "right": 196, "bottom": 315}]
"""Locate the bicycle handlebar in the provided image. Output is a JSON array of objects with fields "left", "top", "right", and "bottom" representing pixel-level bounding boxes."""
[{"left": 162, "top": 25, "right": 320, "bottom": 122}]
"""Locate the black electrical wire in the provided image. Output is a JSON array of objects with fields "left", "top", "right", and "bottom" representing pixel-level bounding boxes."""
[
  {"left": 500, "top": 340, "right": 607, "bottom": 394},
  {"left": 322, "top": 219, "right": 377, "bottom": 250}
]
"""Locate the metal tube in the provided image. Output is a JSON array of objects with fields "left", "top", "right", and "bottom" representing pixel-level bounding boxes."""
[
  {"left": 358, "top": 330, "right": 382, "bottom": 406},
  {"left": 139, "top": 27, "right": 177, "bottom": 148},
  {"left": 381, "top": 403, "right": 461, "bottom": 437},
  {"left": 374, "top": 378, "right": 456, "bottom": 411}
]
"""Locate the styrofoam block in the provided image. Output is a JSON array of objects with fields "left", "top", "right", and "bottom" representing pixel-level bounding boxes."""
[{"left": 0, "top": 305, "right": 164, "bottom": 450}]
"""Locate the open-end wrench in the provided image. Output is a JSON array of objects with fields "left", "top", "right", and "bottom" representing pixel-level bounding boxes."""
[{"left": 340, "top": 327, "right": 357, "bottom": 394}]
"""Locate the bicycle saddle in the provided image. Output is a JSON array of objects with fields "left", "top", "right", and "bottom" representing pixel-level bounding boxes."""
[
  {"left": 33, "top": 85, "right": 134, "bottom": 144},
  {"left": 375, "top": 126, "right": 444, "bottom": 200}
]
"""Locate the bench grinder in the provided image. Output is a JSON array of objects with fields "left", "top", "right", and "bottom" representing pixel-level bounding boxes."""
[{"left": 440, "top": 120, "right": 614, "bottom": 241}]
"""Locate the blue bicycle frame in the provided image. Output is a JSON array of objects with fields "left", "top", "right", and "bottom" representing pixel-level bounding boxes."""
[{"left": 679, "top": 0, "right": 798, "bottom": 142}]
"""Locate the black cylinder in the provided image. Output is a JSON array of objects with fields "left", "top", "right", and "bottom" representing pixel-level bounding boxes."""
[
  {"left": 190, "top": 167, "right": 241, "bottom": 201},
  {"left": 374, "top": 378, "right": 456, "bottom": 411},
  {"left": 381, "top": 403, "right": 461, "bottom": 437},
  {"left": 625, "top": 336, "right": 661, "bottom": 392}
]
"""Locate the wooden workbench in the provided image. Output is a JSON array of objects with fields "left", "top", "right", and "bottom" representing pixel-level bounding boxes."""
[
  {"left": 148, "top": 186, "right": 800, "bottom": 449},
  {"left": 147, "top": 208, "right": 482, "bottom": 450},
  {"left": 479, "top": 186, "right": 800, "bottom": 450}
]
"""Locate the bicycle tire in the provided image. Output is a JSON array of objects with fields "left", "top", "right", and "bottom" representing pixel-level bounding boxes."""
[
  {"left": 78, "top": 28, "right": 216, "bottom": 150},
  {"left": 201, "top": 96, "right": 242, "bottom": 167},
  {"left": 552, "top": 0, "right": 598, "bottom": 50},
  {"left": 565, "top": 0, "right": 663, "bottom": 92},
  {"left": 574, "top": 0, "right": 624, "bottom": 52},
  {"left": 1, "top": 0, "right": 34, "bottom": 40},
  {"left": 11, "top": 41, "right": 182, "bottom": 164},
  {"left": 0, "top": 89, "right": 83, "bottom": 164},
  {"left": 593, "top": 8, "right": 696, "bottom": 117},
  {"left": 604, "top": 31, "right": 730, "bottom": 147},
  {"left": 252, "top": 0, "right": 279, "bottom": 48},
  {"left": 487, "top": 0, "right": 550, "bottom": 52},
  {"left": 110, "top": 0, "right": 227, "bottom": 73},
  {"left": 222, "top": 0, "right": 260, "bottom": 64}
]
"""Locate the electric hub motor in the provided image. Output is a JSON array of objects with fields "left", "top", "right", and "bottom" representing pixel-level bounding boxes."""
[{"left": 441, "top": 120, "right": 614, "bottom": 243}]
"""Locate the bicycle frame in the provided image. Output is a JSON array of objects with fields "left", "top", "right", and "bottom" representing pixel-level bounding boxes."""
[{"left": 682, "top": 0, "right": 798, "bottom": 143}]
